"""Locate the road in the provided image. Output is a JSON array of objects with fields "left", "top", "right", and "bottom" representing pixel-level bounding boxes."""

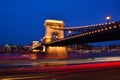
[
  {"left": 1, "top": 57, "right": 120, "bottom": 80},
  {"left": 1, "top": 63, "right": 120, "bottom": 80}
]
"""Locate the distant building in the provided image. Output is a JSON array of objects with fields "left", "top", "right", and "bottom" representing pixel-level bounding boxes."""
[{"left": 3, "top": 44, "right": 11, "bottom": 52}]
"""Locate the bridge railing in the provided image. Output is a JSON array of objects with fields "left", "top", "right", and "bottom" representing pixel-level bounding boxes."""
[{"left": 64, "top": 21, "right": 120, "bottom": 38}]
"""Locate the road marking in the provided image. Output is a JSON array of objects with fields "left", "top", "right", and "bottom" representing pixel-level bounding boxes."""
[
  {"left": 2, "top": 75, "right": 48, "bottom": 80},
  {"left": 1, "top": 74, "right": 54, "bottom": 80}
]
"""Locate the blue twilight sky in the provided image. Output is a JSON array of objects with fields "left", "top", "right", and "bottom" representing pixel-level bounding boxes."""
[{"left": 0, "top": 0, "right": 120, "bottom": 46}]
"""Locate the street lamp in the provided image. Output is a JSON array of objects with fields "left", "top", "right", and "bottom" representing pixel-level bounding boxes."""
[
  {"left": 68, "top": 30, "right": 72, "bottom": 36},
  {"left": 68, "top": 30, "right": 72, "bottom": 34},
  {"left": 106, "top": 16, "right": 111, "bottom": 24}
]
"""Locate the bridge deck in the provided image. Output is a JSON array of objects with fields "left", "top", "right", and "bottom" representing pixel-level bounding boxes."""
[{"left": 43, "top": 21, "right": 120, "bottom": 46}]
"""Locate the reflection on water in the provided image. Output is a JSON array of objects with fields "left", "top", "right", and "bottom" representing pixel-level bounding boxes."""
[
  {"left": 39, "top": 61, "right": 67, "bottom": 67},
  {"left": 45, "top": 53, "right": 68, "bottom": 59},
  {"left": 30, "top": 58, "right": 67, "bottom": 68},
  {"left": 30, "top": 54, "right": 37, "bottom": 59},
  {"left": 1, "top": 52, "right": 120, "bottom": 60},
  {"left": 0, "top": 52, "right": 120, "bottom": 68}
]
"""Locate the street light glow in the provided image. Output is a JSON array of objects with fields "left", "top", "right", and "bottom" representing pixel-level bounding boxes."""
[
  {"left": 106, "top": 16, "right": 111, "bottom": 20},
  {"left": 106, "top": 16, "right": 111, "bottom": 24},
  {"left": 68, "top": 30, "right": 72, "bottom": 34}
]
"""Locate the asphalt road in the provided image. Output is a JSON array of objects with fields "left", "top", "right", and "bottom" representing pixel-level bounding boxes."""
[
  {"left": 1, "top": 61, "right": 120, "bottom": 80},
  {"left": 1, "top": 67, "right": 120, "bottom": 80}
]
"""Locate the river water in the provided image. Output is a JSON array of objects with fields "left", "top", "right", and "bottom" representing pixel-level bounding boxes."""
[{"left": 0, "top": 52, "right": 120, "bottom": 68}]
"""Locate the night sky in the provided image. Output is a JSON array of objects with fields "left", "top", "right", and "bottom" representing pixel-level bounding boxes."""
[{"left": 0, "top": 0, "right": 120, "bottom": 46}]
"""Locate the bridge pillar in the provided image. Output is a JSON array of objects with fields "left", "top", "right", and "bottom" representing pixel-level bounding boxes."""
[
  {"left": 31, "top": 41, "right": 40, "bottom": 52},
  {"left": 43, "top": 19, "right": 67, "bottom": 58},
  {"left": 46, "top": 46, "right": 67, "bottom": 59}
]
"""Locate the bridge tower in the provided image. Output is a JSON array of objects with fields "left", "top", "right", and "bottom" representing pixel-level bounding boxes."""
[
  {"left": 43, "top": 19, "right": 67, "bottom": 58},
  {"left": 44, "top": 19, "right": 64, "bottom": 42}
]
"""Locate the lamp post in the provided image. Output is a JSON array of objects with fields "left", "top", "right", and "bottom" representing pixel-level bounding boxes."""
[{"left": 106, "top": 16, "right": 111, "bottom": 24}]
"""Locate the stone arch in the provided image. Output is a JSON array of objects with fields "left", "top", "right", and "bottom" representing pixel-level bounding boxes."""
[{"left": 52, "top": 32, "right": 58, "bottom": 41}]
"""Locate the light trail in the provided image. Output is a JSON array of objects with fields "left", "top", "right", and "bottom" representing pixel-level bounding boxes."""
[
  {"left": 0, "top": 57, "right": 120, "bottom": 68},
  {"left": 1, "top": 73, "right": 53, "bottom": 80},
  {"left": 1, "top": 61, "right": 120, "bottom": 80}
]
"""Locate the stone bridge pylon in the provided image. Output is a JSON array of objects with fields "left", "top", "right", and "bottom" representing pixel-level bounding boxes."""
[{"left": 43, "top": 19, "right": 67, "bottom": 58}]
